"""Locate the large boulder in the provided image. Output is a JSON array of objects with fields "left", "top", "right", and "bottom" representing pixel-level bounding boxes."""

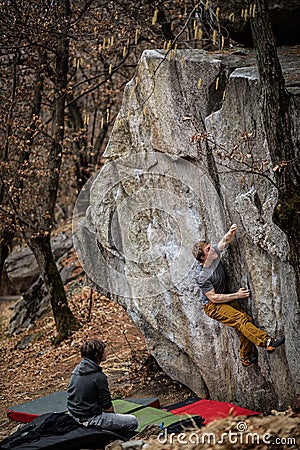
[
  {"left": 3, "top": 246, "right": 40, "bottom": 295},
  {"left": 74, "top": 47, "right": 300, "bottom": 411},
  {"left": 5, "top": 231, "right": 82, "bottom": 334},
  {"left": 3, "top": 232, "right": 73, "bottom": 295}
]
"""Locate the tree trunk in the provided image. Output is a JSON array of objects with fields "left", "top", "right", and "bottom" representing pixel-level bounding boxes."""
[
  {"left": 0, "top": 49, "right": 20, "bottom": 288},
  {"left": 249, "top": 0, "right": 300, "bottom": 296},
  {"left": 0, "top": 229, "right": 14, "bottom": 294},
  {"left": 67, "top": 94, "right": 89, "bottom": 190},
  {"left": 29, "top": 234, "right": 79, "bottom": 343},
  {"left": 24, "top": 0, "right": 80, "bottom": 340}
]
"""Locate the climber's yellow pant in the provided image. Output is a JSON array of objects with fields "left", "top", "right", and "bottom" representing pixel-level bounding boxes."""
[{"left": 203, "top": 300, "right": 269, "bottom": 360}]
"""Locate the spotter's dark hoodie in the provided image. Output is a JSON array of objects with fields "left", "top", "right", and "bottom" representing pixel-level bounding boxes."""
[{"left": 67, "top": 357, "right": 112, "bottom": 419}]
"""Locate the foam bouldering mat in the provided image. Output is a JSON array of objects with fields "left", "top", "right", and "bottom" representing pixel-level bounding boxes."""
[
  {"left": 0, "top": 409, "right": 203, "bottom": 450},
  {"left": 132, "top": 406, "right": 203, "bottom": 432},
  {"left": 7, "top": 391, "right": 68, "bottom": 423},
  {"left": 126, "top": 397, "right": 160, "bottom": 409},
  {"left": 163, "top": 397, "right": 200, "bottom": 411},
  {"left": 167, "top": 399, "right": 261, "bottom": 424},
  {"left": 6, "top": 391, "right": 159, "bottom": 423},
  {"left": 0, "top": 411, "right": 135, "bottom": 450},
  {"left": 1, "top": 406, "right": 205, "bottom": 449},
  {"left": 113, "top": 398, "right": 159, "bottom": 414},
  {"left": 133, "top": 406, "right": 174, "bottom": 431}
]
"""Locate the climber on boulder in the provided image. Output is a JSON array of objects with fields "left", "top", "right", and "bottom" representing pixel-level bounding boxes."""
[{"left": 192, "top": 224, "right": 285, "bottom": 367}]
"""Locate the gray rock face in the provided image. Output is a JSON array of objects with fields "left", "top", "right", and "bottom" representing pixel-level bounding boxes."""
[
  {"left": 4, "top": 232, "right": 73, "bottom": 294},
  {"left": 4, "top": 247, "right": 40, "bottom": 294},
  {"left": 74, "top": 48, "right": 300, "bottom": 411},
  {"left": 6, "top": 232, "right": 81, "bottom": 334}
]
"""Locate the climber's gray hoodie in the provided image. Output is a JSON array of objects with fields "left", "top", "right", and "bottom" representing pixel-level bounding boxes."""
[{"left": 67, "top": 357, "right": 112, "bottom": 419}]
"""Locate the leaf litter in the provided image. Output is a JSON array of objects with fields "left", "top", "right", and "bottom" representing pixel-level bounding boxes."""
[
  {"left": 0, "top": 275, "right": 299, "bottom": 449},
  {"left": 0, "top": 275, "right": 193, "bottom": 441}
]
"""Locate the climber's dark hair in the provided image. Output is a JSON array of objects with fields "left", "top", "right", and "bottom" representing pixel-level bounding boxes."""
[
  {"left": 81, "top": 339, "right": 106, "bottom": 364},
  {"left": 192, "top": 240, "right": 209, "bottom": 262}
]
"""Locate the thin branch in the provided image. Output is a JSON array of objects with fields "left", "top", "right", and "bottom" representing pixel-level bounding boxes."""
[
  {"left": 153, "top": 1, "right": 203, "bottom": 77},
  {"left": 70, "top": 0, "right": 101, "bottom": 26},
  {"left": 0, "top": 176, "right": 35, "bottom": 229},
  {"left": 66, "top": 54, "right": 132, "bottom": 108},
  {"left": 130, "top": 1, "right": 204, "bottom": 113},
  {"left": 214, "top": 161, "right": 279, "bottom": 190}
]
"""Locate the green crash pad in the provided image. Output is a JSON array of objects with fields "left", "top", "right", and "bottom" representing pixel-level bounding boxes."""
[
  {"left": 113, "top": 399, "right": 152, "bottom": 414},
  {"left": 130, "top": 406, "right": 198, "bottom": 432}
]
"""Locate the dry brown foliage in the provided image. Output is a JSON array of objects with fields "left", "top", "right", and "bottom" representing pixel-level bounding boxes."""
[{"left": 0, "top": 276, "right": 193, "bottom": 441}]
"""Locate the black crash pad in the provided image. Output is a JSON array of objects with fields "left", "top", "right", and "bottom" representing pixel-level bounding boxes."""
[{"left": 0, "top": 412, "right": 134, "bottom": 450}]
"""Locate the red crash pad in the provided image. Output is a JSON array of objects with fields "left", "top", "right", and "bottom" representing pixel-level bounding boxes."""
[{"left": 170, "top": 399, "right": 260, "bottom": 424}]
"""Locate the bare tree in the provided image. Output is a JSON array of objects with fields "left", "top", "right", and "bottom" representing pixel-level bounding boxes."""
[
  {"left": 0, "top": 0, "right": 80, "bottom": 342},
  {"left": 26, "top": 0, "right": 81, "bottom": 341},
  {"left": 249, "top": 0, "right": 300, "bottom": 295},
  {"left": 0, "top": 1, "right": 206, "bottom": 339}
]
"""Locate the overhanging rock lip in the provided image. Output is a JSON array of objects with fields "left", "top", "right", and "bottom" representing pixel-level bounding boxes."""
[{"left": 230, "top": 66, "right": 259, "bottom": 81}]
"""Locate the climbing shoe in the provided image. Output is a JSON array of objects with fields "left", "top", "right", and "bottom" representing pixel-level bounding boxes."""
[
  {"left": 241, "top": 358, "right": 252, "bottom": 367},
  {"left": 266, "top": 337, "right": 285, "bottom": 354},
  {"left": 241, "top": 356, "right": 258, "bottom": 367},
  {"left": 241, "top": 346, "right": 259, "bottom": 367}
]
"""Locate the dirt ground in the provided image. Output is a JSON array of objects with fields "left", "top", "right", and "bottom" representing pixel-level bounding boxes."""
[
  {"left": 0, "top": 277, "right": 194, "bottom": 441},
  {"left": 1, "top": 276, "right": 299, "bottom": 449}
]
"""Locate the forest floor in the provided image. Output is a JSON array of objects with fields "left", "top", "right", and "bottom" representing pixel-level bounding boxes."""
[
  {"left": 0, "top": 274, "right": 194, "bottom": 441},
  {"left": 0, "top": 273, "right": 300, "bottom": 449}
]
